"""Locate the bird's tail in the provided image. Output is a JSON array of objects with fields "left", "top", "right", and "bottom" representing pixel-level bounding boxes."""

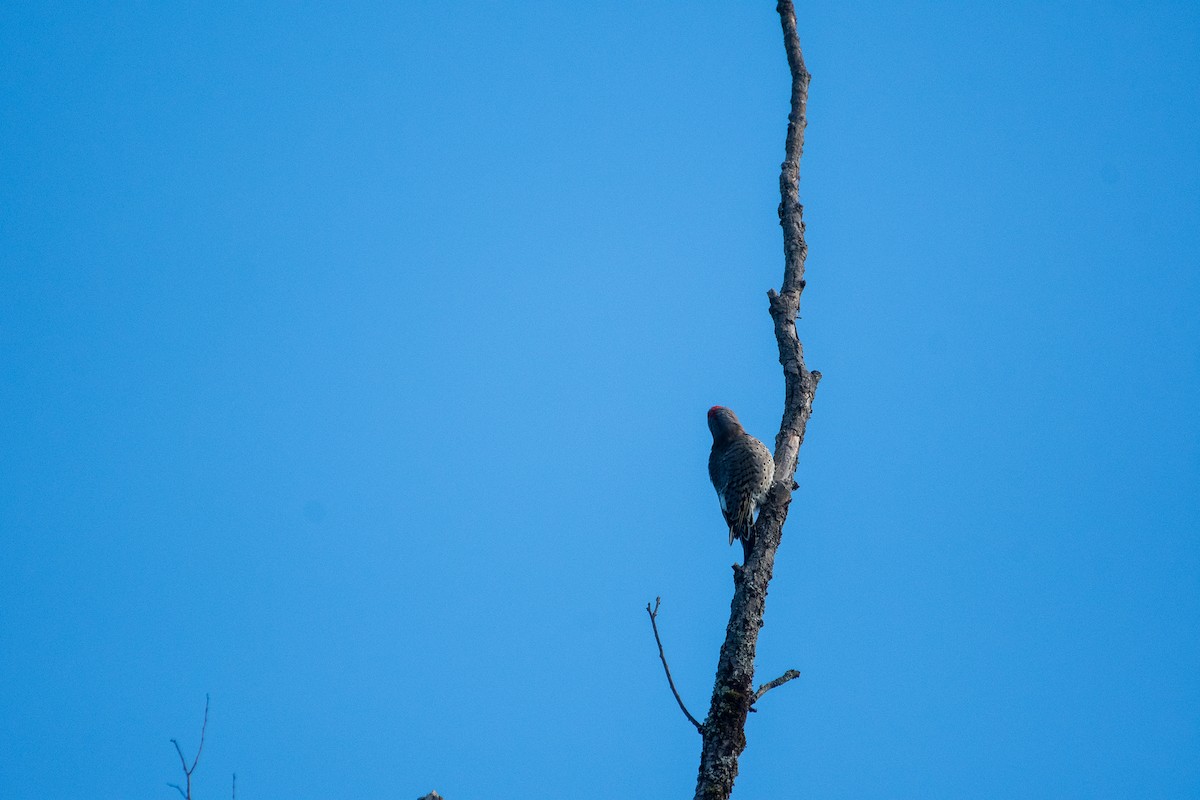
[{"left": 732, "top": 523, "right": 755, "bottom": 562}]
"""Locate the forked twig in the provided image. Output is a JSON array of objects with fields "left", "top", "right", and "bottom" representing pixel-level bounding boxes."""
[{"left": 167, "top": 694, "right": 210, "bottom": 800}]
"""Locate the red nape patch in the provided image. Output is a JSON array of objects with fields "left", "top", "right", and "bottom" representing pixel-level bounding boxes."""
[{"left": 708, "top": 406, "right": 724, "bottom": 416}]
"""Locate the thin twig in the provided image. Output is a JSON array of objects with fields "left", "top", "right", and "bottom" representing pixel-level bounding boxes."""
[
  {"left": 191, "top": 694, "right": 210, "bottom": 773},
  {"left": 646, "top": 597, "right": 704, "bottom": 733},
  {"left": 753, "top": 669, "right": 801, "bottom": 703},
  {"left": 171, "top": 739, "right": 188, "bottom": 775},
  {"left": 168, "top": 783, "right": 186, "bottom": 800}
]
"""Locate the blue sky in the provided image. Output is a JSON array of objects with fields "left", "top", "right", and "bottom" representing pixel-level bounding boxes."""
[{"left": 2, "top": 2, "right": 1197, "bottom": 798}]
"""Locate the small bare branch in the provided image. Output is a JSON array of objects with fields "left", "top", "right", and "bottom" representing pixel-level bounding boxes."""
[
  {"left": 753, "top": 669, "right": 801, "bottom": 703},
  {"left": 191, "top": 694, "right": 210, "bottom": 773},
  {"left": 168, "top": 783, "right": 186, "bottom": 800},
  {"left": 646, "top": 597, "right": 704, "bottom": 733}
]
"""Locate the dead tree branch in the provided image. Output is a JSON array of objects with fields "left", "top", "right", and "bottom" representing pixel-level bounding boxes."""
[
  {"left": 647, "top": 597, "right": 705, "bottom": 733},
  {"left": 692, "top": 3, "right": 820, "bottom": 798}
]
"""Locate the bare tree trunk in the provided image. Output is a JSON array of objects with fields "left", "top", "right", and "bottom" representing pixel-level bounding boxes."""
[{"left": 692, "top": 3, "right": 819, "bottom": 798}]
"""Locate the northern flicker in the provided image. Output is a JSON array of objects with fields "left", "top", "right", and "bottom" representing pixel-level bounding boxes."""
[{"left": 708, "top": 406, "right": 775, "bottom": 562}]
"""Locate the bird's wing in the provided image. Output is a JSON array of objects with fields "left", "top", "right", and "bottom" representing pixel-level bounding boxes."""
[{"left": 708, "top": 449, "right": 727, "bottom": 506}]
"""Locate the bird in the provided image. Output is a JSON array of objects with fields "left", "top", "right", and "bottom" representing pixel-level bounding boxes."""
[{"left": 707, "top": 406, "right": 775, "bottom": 562}]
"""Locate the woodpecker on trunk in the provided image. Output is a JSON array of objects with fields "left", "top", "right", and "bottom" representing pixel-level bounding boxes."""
[{"left": 707, "top": 406, "right": 775, "bottom": 562}]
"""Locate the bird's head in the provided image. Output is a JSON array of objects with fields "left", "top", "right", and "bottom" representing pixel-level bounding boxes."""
[{"left": 707, "top": 405, "right": 744, "bottom": 441}]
